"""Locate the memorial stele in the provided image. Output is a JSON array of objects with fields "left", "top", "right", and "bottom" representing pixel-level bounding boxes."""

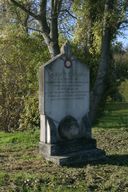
[{"left": 39, "top": 42, "right": 105, "bottom": 166}]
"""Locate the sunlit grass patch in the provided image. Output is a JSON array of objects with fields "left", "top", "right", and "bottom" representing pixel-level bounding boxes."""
[{"left": 0, "top": 129, "right": 39, "bottom": 152}]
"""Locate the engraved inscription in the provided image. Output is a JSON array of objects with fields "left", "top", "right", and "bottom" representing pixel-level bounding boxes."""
[{"left": 45, "top": 73, "right": 89, "bottom": 101}]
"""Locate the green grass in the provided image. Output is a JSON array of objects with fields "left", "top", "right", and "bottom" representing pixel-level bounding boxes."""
[
  {"left": 0, "top": 103, "right": 128, "bottom": 192},
  {"left": 96, "top": 102, "right": 128, "bottom": 128}
]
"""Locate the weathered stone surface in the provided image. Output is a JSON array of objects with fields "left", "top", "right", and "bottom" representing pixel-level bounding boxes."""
[
  {"left": 43, "top": 57, "right": 89, "bottom": 123},
  {"left": 39, "top": 43, "right": 90, "bottom": 144}
]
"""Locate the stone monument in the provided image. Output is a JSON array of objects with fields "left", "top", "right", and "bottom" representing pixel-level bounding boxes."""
[{"left": 39, "top": 42, "right": 105, "bottom": 166}]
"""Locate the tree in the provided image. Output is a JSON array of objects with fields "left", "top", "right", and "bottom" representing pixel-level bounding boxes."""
[
  {"left": 90, "top": 0, "right": 128, "bottom": 122},
  {"left": 4, "top": 0, "right": 128, "bottom": 126},
  {"left": 10, "top": 0, "right": 75, "bottom": 57},
  {"left": 89, "top": 0, "right": 114, "bottom": 122},
  {"left": 73, "top": 0, "right": 128, "bottom": 123}
]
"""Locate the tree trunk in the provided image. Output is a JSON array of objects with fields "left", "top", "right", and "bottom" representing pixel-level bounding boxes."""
[
  {"left": 39, "top": 0, "right": 61, "bottom": 58},
  {"left": 41, "top": 31, "right": 60, "bottom": 58},
  {"left": 90, "top": 0, "right": 113, "bottom": 124}
]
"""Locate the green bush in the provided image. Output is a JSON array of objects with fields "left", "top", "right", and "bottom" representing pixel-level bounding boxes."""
[
  {"left": 0, "top": 26, "right": 50, "bottom": 131},
  {"left": 119, "top": 80, "right": 128, "bottom": 102},
  {"left": 19, "top": 95, "right": 39, "bottom": 130}
]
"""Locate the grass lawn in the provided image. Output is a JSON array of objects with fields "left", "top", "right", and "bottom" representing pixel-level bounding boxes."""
[{"left": 0, "top": 103, "right": 128, "bottom": 192}]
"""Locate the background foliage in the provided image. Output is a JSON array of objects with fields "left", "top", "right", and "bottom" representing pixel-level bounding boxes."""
[{"left": 0, "top": 25, "right": 50, "bottom": 131}]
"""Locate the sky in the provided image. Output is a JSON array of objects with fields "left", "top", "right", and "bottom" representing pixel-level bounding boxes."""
[{"left": 117, "top": 29, "right": 128, "bottom": 48}]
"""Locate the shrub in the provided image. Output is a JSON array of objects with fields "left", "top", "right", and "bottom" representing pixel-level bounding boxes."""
[{"left": 0, "top": 26, "right": 50, "bottom": 131}]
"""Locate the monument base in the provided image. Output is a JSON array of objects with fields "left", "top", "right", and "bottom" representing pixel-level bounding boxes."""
[
  {"left": 39, "top": 139, "right": 106, "bottom": 166},
  {"left": 42, "top": 149, "right": 105, "bottom": 166}
]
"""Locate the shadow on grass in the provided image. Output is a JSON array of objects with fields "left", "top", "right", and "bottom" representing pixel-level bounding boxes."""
[
  {"left": 67, "top": 154, "right": 128, "bottom": 168},
  {"left": 98, "top": 154, "right": 128, "bottom": 166}
]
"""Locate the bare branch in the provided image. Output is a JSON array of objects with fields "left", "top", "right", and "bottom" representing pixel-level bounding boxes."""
[
  {"left": 40, "top": 0, "right": 50, "bottom": 34},
  {"left": 58, "top": 0, "right": 63, "bottom": 13},
  {"left": 10, "top": 0, "right": 40, "bottom": 20},
  {"left": 28, "top": 27, "right": 43, "bottom": 34},
  {"left": 117, "top": 19, "right": 128, "bottom": 29},
  {"left": 61, "top": 9, "right": 77, "bottom": 19}
]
